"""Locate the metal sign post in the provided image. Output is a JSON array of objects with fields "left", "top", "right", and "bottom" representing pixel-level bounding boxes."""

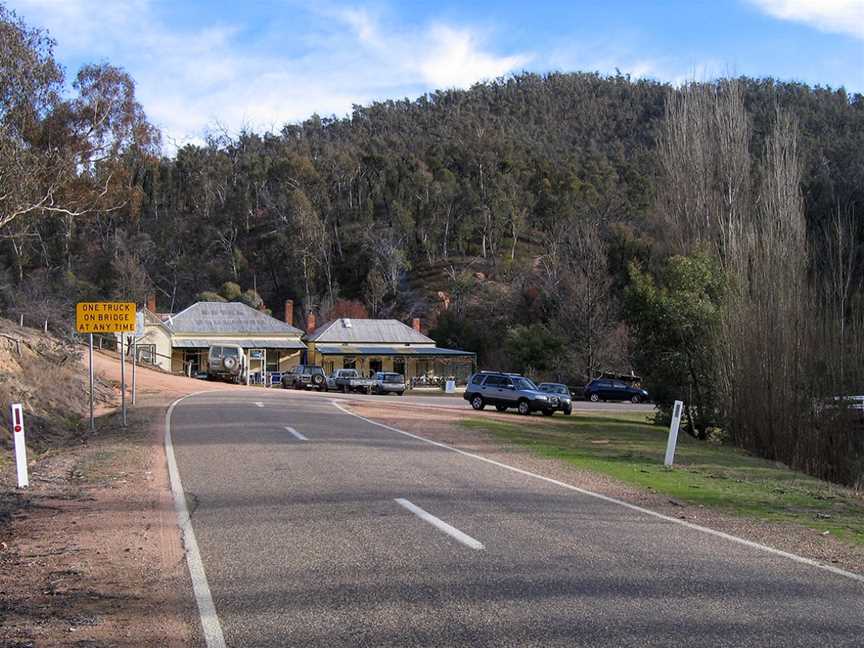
[
  {"left": 120, "top": 332, "right": 127, "bottom": 427},
  {"left": 88, "top": 334, "right": 95, "bottom": 431},
  {"left": 132, "top": 311, "right": 144, "bottom": 406},
  {"left": 664, "top": 400, "right": 684, "bottom": 466},
  {"left": 10, "top": 403, "right": 28, "bottom": 488}
]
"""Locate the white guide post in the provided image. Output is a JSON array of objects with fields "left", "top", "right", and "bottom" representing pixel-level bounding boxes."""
[
  {"left": 664, "top": 400, "right": 684, "bottom": 466},
  {"left": 10, "top": 403, "right": 28, "bottom": 488}
]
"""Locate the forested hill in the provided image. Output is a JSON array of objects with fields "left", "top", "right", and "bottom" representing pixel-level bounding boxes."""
[{"left": 2, "top": 7, "right": 863, "bottom": 379}]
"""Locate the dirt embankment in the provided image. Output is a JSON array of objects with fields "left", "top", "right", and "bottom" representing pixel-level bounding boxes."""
[{"left": 0, "top": 320, "right": 243, "bottom": 647}]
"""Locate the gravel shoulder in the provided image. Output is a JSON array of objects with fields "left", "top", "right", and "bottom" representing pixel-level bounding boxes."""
[
  {"left": 0, "top": 352, "right": 244, "bottom": 647},
  {"left": 347, "top": 400, "right": 864, "bottom": 577}
]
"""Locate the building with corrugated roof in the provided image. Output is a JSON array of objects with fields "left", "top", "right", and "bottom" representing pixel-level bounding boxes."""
[
  {"left": 136, "top": 299, "right": 305, "bottom": 377},
  {"left": 134, "top": 296, "right": 474, "bottom": 384},
  {"left": 305, "top": 316, "right": 475, "bottom": 382}
]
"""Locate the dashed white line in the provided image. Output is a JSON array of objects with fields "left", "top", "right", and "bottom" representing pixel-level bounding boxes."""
[
  {"left": 253, "top": 401, "right": 264, "bottom": 408},
  {"left": 165, "top": 393, "right": 227, "bottom": 648},
  {"left": 395, "top": 498, "right": 484, "bottom": 550},
  {"left": 285, "top": 426, "right": 308, "bottom": 441},
  {"left": 334, "top": 400, "right": 864, "bottom": 585}
]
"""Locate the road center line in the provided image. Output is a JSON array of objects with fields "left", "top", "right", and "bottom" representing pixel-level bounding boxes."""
[
  {"left": 285, "top": 426, "right": 308, "bottom": 441},
  {"left": 333, "top": 400, "right": 864, "bottom": 585},
  {"left": 395, "top": 498, "right": 484, "bottom": 550}
]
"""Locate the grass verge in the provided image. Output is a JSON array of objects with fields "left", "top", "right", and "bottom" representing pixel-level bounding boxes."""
[{"left": 462, "top": 413, "right": 864, "bottom": 546}]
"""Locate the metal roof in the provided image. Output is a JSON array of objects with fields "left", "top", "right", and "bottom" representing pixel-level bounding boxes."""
[
  {"left": 307, "top": 318, "right": 434, "bottom": 344},
  {"left": 166, "top": 302, "right": 305, "bottom": 336},
  {"left": 316, "top": 345, "right": 474, "bottom": 357},
  {"left": 172, "top": 339, "right": 306, "bottom": 349}
]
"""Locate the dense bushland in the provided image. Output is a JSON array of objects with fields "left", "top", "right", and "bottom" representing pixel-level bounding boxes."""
[{"left": 1, "top": 6, "right": 862, "bottom": 483}]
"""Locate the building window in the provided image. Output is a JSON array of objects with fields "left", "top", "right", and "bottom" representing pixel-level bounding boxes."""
[
  {"left": 393, "top": 359, "right": 405, "bottom": 376},
  {"left": 266, "top": 351, "right": 280, "bottom": 373},
  {"left": 370, "top": 358, "right": 383, "bottom": 374},
  {"left": 343, "top": 356, "right": 356, "bottom": 369}
]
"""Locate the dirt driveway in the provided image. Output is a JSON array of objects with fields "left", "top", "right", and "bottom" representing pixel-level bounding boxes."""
[{"left": 0, "top": 352, "right": 243, "bottom": 647}]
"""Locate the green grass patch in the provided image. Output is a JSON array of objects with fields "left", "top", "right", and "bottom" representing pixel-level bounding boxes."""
[{"left": 462, "top": 413, "right": 864, "bottom": 546}]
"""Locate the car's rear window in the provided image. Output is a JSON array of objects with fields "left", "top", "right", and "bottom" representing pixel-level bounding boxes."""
[
  {"left": 383, "top": 373, "right": 402, "bottom": 383},
  {"left": 223, "top": 347, "right": 239, "bottom": 357}
]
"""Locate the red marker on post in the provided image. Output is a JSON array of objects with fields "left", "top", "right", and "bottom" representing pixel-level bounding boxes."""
[{"left": 10, "top": 403, "right": 28, "bottom": 488}]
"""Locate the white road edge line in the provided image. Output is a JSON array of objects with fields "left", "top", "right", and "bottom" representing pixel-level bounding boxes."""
[
  {"left": 332, "top": 400, "right": 864, "bottom": 585},
  {"left": 285, "top": 426, "right": 308, "bottom": 441},
  {"left": 395, "top": 498, "right": 484, "bottom": 550},
  {"left": 166, "top": 392, "right": 227, "bottom": 648}
]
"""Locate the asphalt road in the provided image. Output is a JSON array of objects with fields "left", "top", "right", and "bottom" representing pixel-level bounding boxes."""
[{"left": 169, "top": 390, "right": 864, "bottom": 647}]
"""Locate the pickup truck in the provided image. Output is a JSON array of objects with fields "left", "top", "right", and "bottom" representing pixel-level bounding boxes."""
[{"left": 329, "top": 368, "right": 376, "bottom": 394}]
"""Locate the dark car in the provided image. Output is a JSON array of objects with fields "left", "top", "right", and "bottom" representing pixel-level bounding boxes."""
[
  {"left": 281, "top": 364, "right": 327, "bottom": 391},
  {"left": 463, "top": 371, "right": 558, "bottom": 416},
  {"left": 537, "top": 383, "right": 573, "bottom": 415},
  {"left": 583, "top": 378, "right": 649, "bottom": 403}
]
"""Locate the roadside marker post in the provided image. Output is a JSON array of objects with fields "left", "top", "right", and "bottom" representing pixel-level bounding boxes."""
[
  {"left": 10, "top": 403, "right": 28, "bottom": 488},
  {"left": 664, "top": 400, "right": 684, "bottom": 466}
]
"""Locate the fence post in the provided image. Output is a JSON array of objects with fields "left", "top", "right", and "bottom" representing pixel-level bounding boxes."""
[{"left": 19, "top": 314, "right": 23, "bottom": 327}]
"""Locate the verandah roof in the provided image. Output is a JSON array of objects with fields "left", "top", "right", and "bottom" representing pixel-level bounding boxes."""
[
  {"left": 315, "top": 345, "right": 474, "bottom": 357},
  {"left": 172, "top": 339, "right": 306, "bottom": 350}
]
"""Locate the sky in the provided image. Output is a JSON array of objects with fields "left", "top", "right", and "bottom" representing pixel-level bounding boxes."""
[{"left": 7, "top": 0, "right": 864, "bottom": 151}]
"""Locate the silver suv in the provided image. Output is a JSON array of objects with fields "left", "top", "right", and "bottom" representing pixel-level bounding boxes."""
[{"left": 463, "top": 371, "right": 559, "bottom": 416}]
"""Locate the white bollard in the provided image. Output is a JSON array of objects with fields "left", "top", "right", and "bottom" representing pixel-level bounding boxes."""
[
  {"left": 10, "top": 403, "right": 28, "bottom": 488},
  {"left": 664, "top": 400, "right": 684, "bottom": 467}
]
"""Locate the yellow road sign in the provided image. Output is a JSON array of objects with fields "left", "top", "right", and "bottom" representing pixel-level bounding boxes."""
[{"left": 76, "top": 302, "right": 136, "bottom": 333}]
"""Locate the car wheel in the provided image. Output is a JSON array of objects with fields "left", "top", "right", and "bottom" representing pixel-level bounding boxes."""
[
  {"left": 564, "top": 406, "right": 572, "bottom": 416},
  {"left": 517, "top": 400, "right": 530, "bottom": 416},
  {"left": 589, "top": 393, "right": 600, "bottom": 402},
  {"left": 471, "top": 395, "right": 485, "bottom": 411},
  {"left": 495, "top": 404, "right": 508, "bottom": 412},
  {"left": 630, "top": 395, "right": 641, "bottom": 404}
]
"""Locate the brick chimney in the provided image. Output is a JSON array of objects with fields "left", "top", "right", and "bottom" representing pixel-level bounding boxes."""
[
  {"left": 412, "top": 317, "right": 421, "bottom": 332},
  {"left": 306, "top": 311, "right": 317, "bottom": 334},
  {"left": 284, "top": 300, "right": 294, "bottom": 326},
  {"left": 146, "top": 294, "right": 157, "bottom": 313}
]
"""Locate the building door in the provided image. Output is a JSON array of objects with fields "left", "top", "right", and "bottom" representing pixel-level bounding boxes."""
[
  {"left": 370, "top": 358, "right": 383, "bottom": 375},
  {"left": 393, "top": 358, "right": 405, "bottom": 377}
]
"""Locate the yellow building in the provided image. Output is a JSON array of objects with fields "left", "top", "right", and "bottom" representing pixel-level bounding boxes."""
[
  {"left": 136, "top": 300, "right": 305, "bottom": 378},
  {"left": 305, "top": 317, "right": 475, "bottom": 383}
]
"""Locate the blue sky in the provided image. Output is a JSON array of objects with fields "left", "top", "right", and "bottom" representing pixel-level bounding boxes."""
[{"left": 8, "top": 0, "right": 863, "bottom": 150}]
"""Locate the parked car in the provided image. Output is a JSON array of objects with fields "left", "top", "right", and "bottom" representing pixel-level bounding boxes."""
[
  {"left": 463, "top": 371, "right": 559, "bottom": 416},
  {"left": 583, "top": 378, "right": 649, "bottom": 403},
  {"left": 207, "top": 344, "right": 248, "bottom": 384},
  {"left": 282, "top": 364, "right": 327, "bottom": 391},
  {"left": 537, "top": 383, "right": 573, "bottom": 415},
  {"left": 374, "top": 372, "right": 406, "bottom": 395},
  {"left": 329, "top": 368, "right": 377, "bottom": 394}
]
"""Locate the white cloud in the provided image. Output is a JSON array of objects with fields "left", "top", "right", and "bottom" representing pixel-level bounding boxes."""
[
  {"left": 7, "top": 1, "right": 531, "bottom": 152},
  {"left": 747, "top": 0, "right": 864, "bottom": 39}
]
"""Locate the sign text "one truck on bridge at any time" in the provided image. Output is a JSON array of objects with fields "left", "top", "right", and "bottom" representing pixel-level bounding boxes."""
[{"left": 75, "top": 302, "right": 137, "bottom": 333}]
